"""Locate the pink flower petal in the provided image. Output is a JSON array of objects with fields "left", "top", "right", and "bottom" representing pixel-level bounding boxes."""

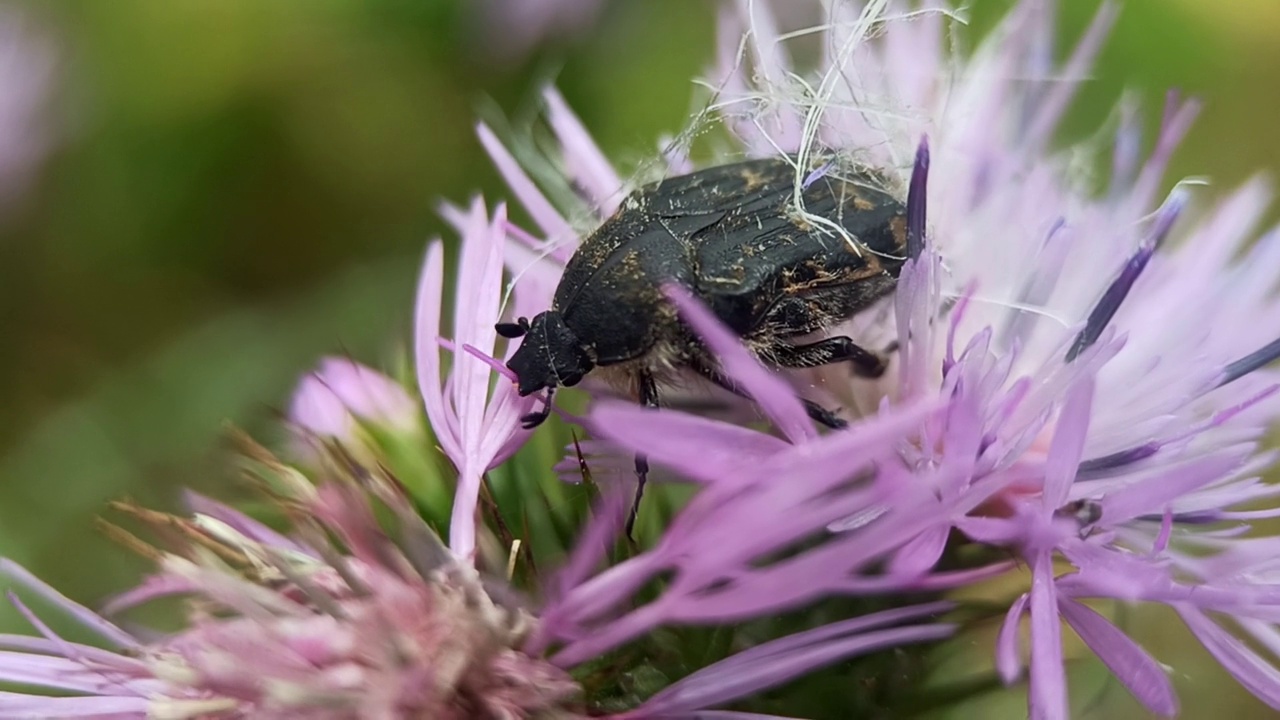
[
  {"left": 1042, "top": 375, "right": 1094, "bottom": 511},
  {"left": 1058, "top": 598, "right": 1177, "bottom": 716},
  {"left": 997, "top": 592, "right": 1030, "bottom": 684},
  {"left": 476, "top": 122, "right": 574, "bottom": 243},
  {"left": 543, "top": 87, "right": 622, "bottom": 215},
  {"left": 665, "top": 285, "right": 815, "bottom": 443},
  {"left": 1028, "top": 552, "right": 1067, "bottom": 720},
  {"left": 0, "top": 560, "right": 137, "bottom": 650},
  {"left": 414, "top": 240, "right": 463, "bottom": 462}
]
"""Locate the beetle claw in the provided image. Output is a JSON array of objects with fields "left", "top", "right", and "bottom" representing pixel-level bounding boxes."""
[
  {"left": 520, "top": 387, "right": 556, "bottom": 429},
  {"left": 802, "top": 399, "right": 848, "bottom": 430},
  {"left": 626, "top": 454, "right": 649, "bottom": 539}
]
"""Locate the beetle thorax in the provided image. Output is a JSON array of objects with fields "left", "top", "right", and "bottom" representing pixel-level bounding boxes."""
[{"left": 506, "top": 311, "right": 595, "bottom": 396}]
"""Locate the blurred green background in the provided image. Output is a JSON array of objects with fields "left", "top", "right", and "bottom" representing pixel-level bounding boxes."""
[{"left": 0, "top": 0, "right": 1275, "bottom": 717}]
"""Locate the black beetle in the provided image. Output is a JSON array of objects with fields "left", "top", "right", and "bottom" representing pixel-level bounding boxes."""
[{"left": 497, "top": 155, "right": 908, "bottom": 528}]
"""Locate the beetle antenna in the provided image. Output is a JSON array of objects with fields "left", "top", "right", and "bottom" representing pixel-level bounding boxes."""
[{"left": 496, "top": 317, "right": 531, "bottom": 339}]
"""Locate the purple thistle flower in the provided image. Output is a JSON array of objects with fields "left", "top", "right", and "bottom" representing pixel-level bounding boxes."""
[
  {"left": 703, "top": 1, "right": 1280, "bottom": 717},
  {"left": 472, "top": 0, "right": 1280, "bottom": 717},
  {"left": 470, "top": 90, "right": 1010, "bottom": 688}
]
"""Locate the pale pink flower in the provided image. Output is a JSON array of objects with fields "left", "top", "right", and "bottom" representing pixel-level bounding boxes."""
[{"left": 288, "top": 356, "right": 418, "bottom": 446}]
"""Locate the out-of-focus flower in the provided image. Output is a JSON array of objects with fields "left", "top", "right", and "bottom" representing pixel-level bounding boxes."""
[
  {"left": 288, "top": 356, "right": 419, "bottom": 451},
  {"left": 0, "top": 6, "right": 56, "bottom": 216},
  {"left": 0, "top": 465, "right": 584, "bottom": 719},
  {"left": 474, "top": 0, "right": 606, "bottom": 63},
  {"left": 474, "top": 0, "right": 1280, "bottom": 717}
]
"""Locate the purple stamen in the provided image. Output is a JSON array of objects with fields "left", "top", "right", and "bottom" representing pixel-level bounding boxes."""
[
  {"left": 1218, "top": 337, "right": 1280, "bottom": 387},
  {"left": 462, "top": 343, "right": 519, "bottom": 383},
  {"left": 504, "top": 220, "right": 546, "bottom": 250},
  {"left": 1136, "top": 510, "right": 1223, "bottom": 525},
  {"left": 1076, "top": 442, "right": 1159, "bottom": 479},
  {"left": 1066, "top": 194, "right": 1184, "bottom": 362},
  {"left": 1152, "top": 508, "right": 1173, "bottom": 555},
  {"left": 906, "top": 137, "right": 930, "bottom": 260},
  {"left": 1079, "top": 385, "right": 1280, "bottom": 480},
  {"left": 1065, "top": 245, "right": 1153, "bottom": 361},
  {"left": 802, "top": 162, "right": 832, "bottom": 190}
]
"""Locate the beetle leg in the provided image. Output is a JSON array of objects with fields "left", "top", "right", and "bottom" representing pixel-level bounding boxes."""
[
  {"left": 519, "top": 387, "right": 556, "bottom": 429},
  {"left": 801, "top": 399, "right": 849, "bottom": 429},
  {"left": 772, "top": 335, "right": 887, "bottom": 378},
  {"left": 627, "top": 370, "right": 660, "bottom": 538},
  {"left": 795, "top": 398, "right": 847, "bottom": 429},
  {"left": 686, "top": 355, "right": 848, "bottom": 430}
]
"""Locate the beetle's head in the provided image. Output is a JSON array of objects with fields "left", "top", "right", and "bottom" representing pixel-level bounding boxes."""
[{"left": 497, "top": 311, "right": 594, "bottom": 396}]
